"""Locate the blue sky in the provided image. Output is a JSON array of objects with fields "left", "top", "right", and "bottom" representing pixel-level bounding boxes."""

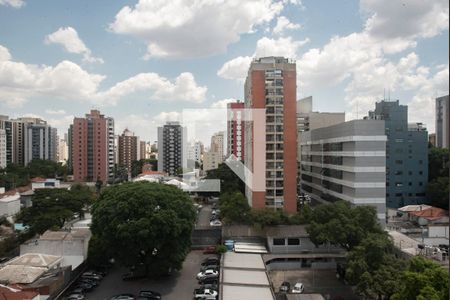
[{"left": 0, "top": 0, "right": 448, "bottom": 144}]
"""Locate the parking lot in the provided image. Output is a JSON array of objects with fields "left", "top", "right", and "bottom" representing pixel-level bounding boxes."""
[
  {"left": 79, "top": 250, "right": 208, "bottom": 300},
  {"left": 269, "top": 269, "right": 360, "bottom": 300}
]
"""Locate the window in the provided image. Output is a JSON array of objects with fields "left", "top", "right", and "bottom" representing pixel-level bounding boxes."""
[
  {"left": 394, "top": 171, "right": 403, "bottom": 175},
  {"left": 419, "top": 182, "right": 423, "bottom": 186},
  {"left": 408, "top": 182, "right": 412, "bottom": 186},
  {"left": 395, "top": 160, "right": 403, "bottom": 164},
  {"left": 419, "top": 171, "right": 423, "bottom": 175},
  {"left": 395, "top": 182, "right": 403, "bottom": 187},
  {"left": 273, "top": 238, "right": 285, "bottom": 245},
  {"left": 288, "top": 238, "right": 300, "bottom": 245},
  {"left": 395, "top": 193, "right": 402, "bottom": 197}
]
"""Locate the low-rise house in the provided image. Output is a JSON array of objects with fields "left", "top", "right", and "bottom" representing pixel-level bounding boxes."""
[
  {"left": 0, "top": 284, "right": 40, "bottom": 300},
  {"left": 0, "top": 193, "right": 20, "bottom": 219},
  {"left": 20, "top": 228, "right": 91, "bottom": 270}
]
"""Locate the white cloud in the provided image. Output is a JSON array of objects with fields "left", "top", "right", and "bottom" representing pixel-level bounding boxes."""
[
  {"left": 217, "top": 36, "right": 309, "bottom": 81},
  {"left": 273, "top": 16, "right": 301, "bottom": 35},
  {"left": 45, "top": 27, "right": 104, "bottom": 64},
  {"left": 0, "top": 45, "right": 12, "bottom": 61},
  {"left": 217, "top": 56, "right": 252, "bottom": 82},
  {"left": 45, "top": 109, "right": 66, "bottom": 115},
  {"left": 0, "top": 44, "right": 207, "bottom": 108},
  {"left": 110, "top": 0, "right": 287, "bottom": 58},
  {"left": 362, "top": 0, "right": 449, "bottom": 41},
  {"left": 96, "top": 72, "right": 207, "bottom": 105},
  {"left": 153, "top": 111, "right": 181, "bottom": 123},
  {"left": 210, "top": 98, "right": 238, "bottom": 109},
  {"left": 0, "top": 0, "right": 24, "bottom": 8}
]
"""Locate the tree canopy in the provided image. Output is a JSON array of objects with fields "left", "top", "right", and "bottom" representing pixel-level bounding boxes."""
[
  {"left": 306, "top": 201, "right": 382, "bottom": 251},
  {"left": 427, "top": 147, "right": 449, "bottom": 209},
  {"left": 89, "top": 182, "right": 196, "bottom": 276},
  {"left": 205, "top": 163, "right": 245, "bottom": 195},
  {"left": 391, "top": 256, "right": 449, "bottom": 300},
  {"left": 17, "top": 184, "right": 94, "bottom": 234}
]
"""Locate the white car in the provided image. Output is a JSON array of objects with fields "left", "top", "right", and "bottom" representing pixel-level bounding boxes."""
[
  {"left": 196, "top": 269, "right": 219, "bottom": 280},
  {"left": 292, "top": 282, "right": 304, "bottom": 293},
  {"left": 194, "top": 288, "right": 218, "bottom": 300},
  {"left": 209, "top": 220, "right": 222, "bottom": 227}
]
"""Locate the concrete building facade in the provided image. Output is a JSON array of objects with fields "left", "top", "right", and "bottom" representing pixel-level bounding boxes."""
[
  {"left": 157, "top": 122, "right": 186, "bottom": 176},
  {"left": 203, "top": 151, "right": 220, "bottom": 172},
  {"left": 227, "top": 101, "right": 245, "bottom": 161},
  {"left": 436, "top": 95, "right": 449, "bottom": 149},
  {"left": 211, "top": 131, "right": 225, "bottom": 162},
  {"left": 0, "top": 116, "right": 25, "bottom": 166},
  {"left": 297, "top": 96, "right": 345, "bottom": 132},
  {"left": 139, "top": 140, "right": 146, "bottom": 160},
  {"left": 23, "top": 119, "right": 57, "bottom": 165},
  {"left": 244, "top": 57, "right": 297, "bottom": 213},
  {"left": 58, "top": 138, "right": 68, "bottom": 163},
  {"left": 367, "top": 100, "right": 428, "bottom": 208},
  {"left": 118, "top": 129, "right": 139, "bottom": 173},
  {"left": 299, "top": 119, "right": 387, "bottom": 223},
  {"left": 71, "top": 110, "right": 115, "bottom": 183},
  {"left": 0, "top": 129, "right": 5, "bottom": 169}
]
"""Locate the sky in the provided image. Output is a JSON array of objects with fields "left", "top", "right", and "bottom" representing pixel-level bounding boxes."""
[{"left": 0, "top": 0, "right": 448, "bottom": 145}]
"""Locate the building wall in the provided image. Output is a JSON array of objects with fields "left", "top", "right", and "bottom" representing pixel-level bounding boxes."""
[
  {"left": 118, "top": 129, "right": 138, "bottom": 173},
  {"left": 436, "top": 95, "right": 449, "bottom": 148},
  {"left": 211, "top": 131, "right": 224, "bottom": 162},
  {"left": 24, "top": 121, "right": 57, "bottom": 165},
  {"left": 72, "top": 110, "right": 113, "bottom": 183},
  {"left": 203, "top": 151, "right": 220, "bottom": 172},
  {"left": 245, "top": 57, "right": 297, "bottom": 213},
  {"left": 0, "top": 194, "right": 20, "bottom": 217},
  {"left": 227, "top": 102, "right": 245, "bottom": 161},
  {"left": 0, "top": 129, "right": 6, "bottom": 169},
  {"left": 368, "top": 100, "right": 428, "bottom": 208},
  {"left": 157, "top": 122, "right": 185, "bottom": 176},
  {"left": 299, "top": 120, "right": 387, "bottom": 224}
]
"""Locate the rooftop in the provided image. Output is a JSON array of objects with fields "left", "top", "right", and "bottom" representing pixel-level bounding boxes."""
[
  {"left": 6, "top": 253, "right": 62, "bottom": 269},
  {"left": 0, "top": 265, "right": 47, "bottom": 284},
  {"left": 0, "top": 284, "right": 39, "bottom": 299}
]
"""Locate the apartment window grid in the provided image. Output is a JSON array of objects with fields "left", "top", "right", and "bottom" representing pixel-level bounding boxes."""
[{"left": 264, "top": 69, "right": 284, "bottom": 208}]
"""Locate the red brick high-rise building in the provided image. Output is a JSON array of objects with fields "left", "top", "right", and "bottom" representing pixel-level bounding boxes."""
[
  {"left": 244, "top": 57, "right": 297, "bottom": 213},
  {"left": 227, "top": 101, "right": 245, "bottom": 161},
  {"left": 71, "top": 110, "right": 114, "bottom": 183}
]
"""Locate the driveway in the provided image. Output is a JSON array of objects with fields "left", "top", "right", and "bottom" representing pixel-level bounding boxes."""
[
  {"left": 196, "top": 204, "right": 212, "bottom": 228},
  {"left": 84, "top": 251, "right": 206, "bottom": 300}
]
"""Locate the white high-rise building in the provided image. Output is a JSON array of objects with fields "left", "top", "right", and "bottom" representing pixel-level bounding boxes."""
[
  {"left": 58, "top": 138, "right": 68, "bottom": 163},
  {"left": 0, "top": 129, "right": 6, "bottom": 169}
]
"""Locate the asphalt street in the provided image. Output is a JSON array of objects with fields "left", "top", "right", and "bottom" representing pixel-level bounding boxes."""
[{"left": 196, "top": 204, "right": 212, "bottom": 228}]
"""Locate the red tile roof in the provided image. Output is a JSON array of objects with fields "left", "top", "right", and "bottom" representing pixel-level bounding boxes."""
[
  {"left": 408, "top": 206, "right": 449, "bottom": 221},
  {"left": 0, "top": 284, "right": 38, "bottom": 300}
]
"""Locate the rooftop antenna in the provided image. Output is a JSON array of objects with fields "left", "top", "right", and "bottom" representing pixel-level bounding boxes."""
[{"left": 383, "top": 88, "right": 386, "bottom": 101}]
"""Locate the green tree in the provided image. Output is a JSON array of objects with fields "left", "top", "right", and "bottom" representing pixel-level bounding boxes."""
[
  {"left": 250, "top": 208, "right": 289, "bottom": 228},
  {"left": 205, "top": 163, "right": 245, "bottom": 195},
  {"left": 219, "top": 192, "right": 250, "bottom": 224},
  {"left": 428, "top": 147, "right": 449, "bottom": 181},
  {"left": 391, "top": 256, "right": 448, "bottom": 300},
  {"left": 307, "top": 201, "right": 382, "bottom": 251},
  {"left": 16, "top": 185, "right": 93, "bottom": 234},
  {"left": 289, "top": 204, "right": 312, "bottom": 225},
  {"left": 89, "top": 182, "right": 196, "bottom": 276},
  {"left": 426, "top": 176, "right": 449, "bottom": 209}
]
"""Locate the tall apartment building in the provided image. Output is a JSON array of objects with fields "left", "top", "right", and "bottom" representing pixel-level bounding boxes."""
[
  {"left": 71, "top": 110, "right": 115, "bottom": 183},
  {"left": 436, "top": 95, "right": 449, "bottom": 149},
  {"left": 0, "top": 116, "right": 25, "bottom": 166},
  {"left": 118, "top": 129, "right": 139, "bottom": 173},
  {"left": 244, "top": 57, "right": 297, "bottom": 213},
  {"left": 297, "top": 96, "right": 345, "bottom": 132},
  {"left": 139, "top": 140, "right": 146, "bottom": 160},
  {"left": 23, "top": 118, "right": 57, "bottom": 165},
  {"left": 367, "top": 100, "right": 428, "bottom": 208},
  {"left": 187, "top": 141, "right": 203, "bottom": 164},
  {"left": 203, "top": 151, "right": 220, "bottom": 172},
  {"left": 210, "top": 131, "right": 224, "bottom": 162},
  {"left": 58, "top": 138, "right": 68, "bottom": 163},
  {"left": 227, "top": 101, "right": 245, "bottom": 161},
  {"left": 0, "top": 129, "right": 6, "bottom": 169},
  {"left": 157, "top": 122, "right": 186, "bottom": 176},
  {"left": 299, "top": 119, "right": 387, "bottom": 224}
]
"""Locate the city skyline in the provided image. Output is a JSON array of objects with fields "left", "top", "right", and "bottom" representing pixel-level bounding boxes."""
[{"left": 0, "top": 0, "right": 448, "bottom": 144}]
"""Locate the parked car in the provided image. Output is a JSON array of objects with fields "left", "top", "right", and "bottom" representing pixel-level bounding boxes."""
[
  {"left": 201, "top": 257, "right": 220, "bottom": 266},
  {"left": 199, "top": 277, "right": 218, "bottom": 285},
  {"left": 110, "top": 294, "right": 136, "bottom": 300},
  {"left": 292, "top": 282, "right": 304, "bottom": 293},
  {"left": 122, "top": 271, "right": 146, "bottom": 281},
  {"left": 209, "top": 220, "right": 222, "bottom": 227},
  {"left": 200, "top": 264, "right": 219, "bottom": 272},
  {"left": 69, "top": 288, "right": 85, "bottom": 295},
  {"left": 279, "top": 281, "right": 290, "bottom": 293},
  {"left": 78, "top": 278, "right": 98, "bottom": 287},
  {"left": 82, "top": 271, "right": 103, "bottom": 279},
  {"left": 194, "top": 288, "right": 218, "bottom": 300},
  {"left": 81, "top": 274, "right": 102, "bottom": 281},
  {"left": 212, "top": 209, "right": 220, "bottom": 215},
  {"left": 200, "top": 282, "right": 219, "bottom": 291},
  {"left": 137, "top": 290, "right": 161, "bottom": 300},
  {"left": 65, "top": 294, "right": 85, "bottom": 300},
  {"left": 73, "top": 282, "right": 94, "bottom": 292},
  {"left": 203, "top": 245, "right": 217, "bottom": 254},
  {"left": 196, "top": 269, "right": 219, "bottom": 280}
]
